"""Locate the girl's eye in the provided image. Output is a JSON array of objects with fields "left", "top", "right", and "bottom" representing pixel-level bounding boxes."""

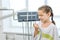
[{"left": 38, "top": 15, "right": 43, "bottom": 16}]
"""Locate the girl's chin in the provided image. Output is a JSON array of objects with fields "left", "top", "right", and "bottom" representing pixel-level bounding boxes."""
[
  {"left": 41, "top": 20, "right": 45, "bottom": 23},
  {"left": 40, "top": 20, "right": 44, "bottom": 22}
]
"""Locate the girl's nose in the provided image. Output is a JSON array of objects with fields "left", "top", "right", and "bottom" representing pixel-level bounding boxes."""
[
  {"left": 38, "top": 16, "right": 40, "bottom": 19},
  {"left": 38, "top": 16, "right": 43, "bottom": 20},
  {"left": 38, "top": 16, "right": 42, "bottom": 19}
]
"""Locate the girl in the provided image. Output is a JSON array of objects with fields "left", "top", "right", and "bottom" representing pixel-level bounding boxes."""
[{"left": 33, "top": 5, "right": 58, "bottom": 40}]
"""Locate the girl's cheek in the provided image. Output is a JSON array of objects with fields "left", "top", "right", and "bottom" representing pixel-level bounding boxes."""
[{"left": 44, "top": 16, "right": 49, "bottom": 19}]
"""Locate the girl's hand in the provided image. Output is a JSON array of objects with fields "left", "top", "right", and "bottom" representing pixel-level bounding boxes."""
[{"left": 33, "top": 23, "right": 39, "bottom": 31}]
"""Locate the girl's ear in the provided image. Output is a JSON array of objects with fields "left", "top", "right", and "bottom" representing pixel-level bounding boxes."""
[{"left": 47, "top": 12, "right": 51, "bottom": 17}]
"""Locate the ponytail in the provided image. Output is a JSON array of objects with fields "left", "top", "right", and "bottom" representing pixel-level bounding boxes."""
[
  {"left": 49, "top": 6, "right": 56, "bottom": 25},
  {"left": 51, "top": 12, "right": 55, "bottom": 25}
]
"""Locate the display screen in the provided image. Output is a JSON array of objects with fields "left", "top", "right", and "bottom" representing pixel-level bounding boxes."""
[{"left": 17, "top": 12, "right": 39, "bottom": 22}]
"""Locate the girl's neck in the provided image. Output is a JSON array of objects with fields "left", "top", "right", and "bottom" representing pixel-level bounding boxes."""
[
  {"left": 41, "top": 19, "right": 52, "bottom": 28},
  {"left": 42, "top": 19, "right": 51, "bottom": 24}
]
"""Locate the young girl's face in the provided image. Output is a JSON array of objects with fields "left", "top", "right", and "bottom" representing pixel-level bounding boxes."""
[{"left": 38, "top": 10, "right": 51, "bottom": 23}]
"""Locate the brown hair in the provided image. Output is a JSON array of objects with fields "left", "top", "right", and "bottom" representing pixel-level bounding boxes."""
[{"left": 38, "top": 5, "right": 55, "bottom": 25}]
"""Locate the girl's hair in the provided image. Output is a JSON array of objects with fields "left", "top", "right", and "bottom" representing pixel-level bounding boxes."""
[{"left": 38, "top": 5, "right": 55, "bottom": 25}]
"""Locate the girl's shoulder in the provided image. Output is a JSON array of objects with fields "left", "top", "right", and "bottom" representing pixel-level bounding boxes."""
[
  {"left": 48, "top": 23, "right": 58, "bottom": 31},
  {"left": 50, "top": 23, "right": 57, "bottom": 28}
]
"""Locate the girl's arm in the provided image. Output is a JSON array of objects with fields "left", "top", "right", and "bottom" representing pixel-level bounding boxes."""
[
  {"left": 53, "top": 26, "right": 59, "bottom": 40},
  {"left": 33, "top": 23, "right": 39, "bottom": 37},
  {"left": 34, "top": 30, "right": 39, "bottom": 37}
]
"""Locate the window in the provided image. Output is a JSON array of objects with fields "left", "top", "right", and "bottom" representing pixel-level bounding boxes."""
[
  {"left": 10, "top": 0, "right": 26, "bottom": 12},
  {"left": 28, "top": 0, "right": 45, "bottom": 11}
]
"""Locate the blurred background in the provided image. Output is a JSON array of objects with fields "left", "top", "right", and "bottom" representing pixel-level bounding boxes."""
[{"left": 0, "top": 0, "right": 60, "bottom": 40}]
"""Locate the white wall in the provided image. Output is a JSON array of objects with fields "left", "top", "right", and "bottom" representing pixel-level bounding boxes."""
[{"left": 0, "top": 0, "right": 6, "bottom": 40}]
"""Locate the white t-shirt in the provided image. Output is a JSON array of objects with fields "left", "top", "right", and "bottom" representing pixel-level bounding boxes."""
[{"left": 32, "top": 21, "right": 59, "bottom": 40}]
